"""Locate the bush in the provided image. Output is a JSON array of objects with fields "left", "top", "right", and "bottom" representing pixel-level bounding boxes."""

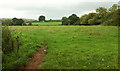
[
  {"left": 28, "top": 22, "right": 32, "bottom": 26},
  {"left": 23, "top": 23, "right": 27, "bottom": 26},
  {"left": 2, "top": 19, "right": 13, "bottom": 26},
  {"left": 2, "top": 26, "right": 15, "bottom": 54}
]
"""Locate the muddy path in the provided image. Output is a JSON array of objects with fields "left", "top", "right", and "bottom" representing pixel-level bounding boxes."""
[{"left": 21, "top": 46, "right": 46, "bottom": 70}]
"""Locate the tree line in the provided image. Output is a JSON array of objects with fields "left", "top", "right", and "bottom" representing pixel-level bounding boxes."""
[
  {"left": 62, "top": 4, "right": 119, "bottom": 26},
  {"left": 1, "top": 16, "right": 61, "bottom": 26},
  {"left": 1, "top": 4, "right": 119, "bottom": 26},
  {"left": 2, "top": 18, "right": 26, "bottom": 26}
]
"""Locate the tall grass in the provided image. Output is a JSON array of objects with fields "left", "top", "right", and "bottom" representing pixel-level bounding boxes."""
[
  {"left": 2, "top": 26, "right": 15, "bottom": 54},
  {"left": 2, "top": 26, "right": 41, "bottom": 69}
]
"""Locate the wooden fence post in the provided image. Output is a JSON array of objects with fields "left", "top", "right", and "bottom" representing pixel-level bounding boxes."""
[
  {"left": 12, "top": 40, "right": 14, "bottom": 51},
  {"left": 17, "top": 36, "right": 19, "bottom": 54}
]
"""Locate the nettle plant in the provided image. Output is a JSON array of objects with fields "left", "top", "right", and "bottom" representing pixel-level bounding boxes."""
[{"left": 2, "top": 26, "right": 23, "bottom": 54}]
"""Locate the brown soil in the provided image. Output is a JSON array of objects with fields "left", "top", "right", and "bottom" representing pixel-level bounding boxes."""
[{"left": 21, "top": 46, "right": 46, "bottom": 70}]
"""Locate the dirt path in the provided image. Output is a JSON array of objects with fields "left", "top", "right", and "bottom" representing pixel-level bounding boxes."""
[{"left": 21, "top": 46, "right": 46, "bottom": 69}]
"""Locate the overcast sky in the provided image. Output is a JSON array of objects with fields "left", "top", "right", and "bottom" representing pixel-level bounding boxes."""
[{"left": 0, "top": 0, "right": 119, "bottom": 20}]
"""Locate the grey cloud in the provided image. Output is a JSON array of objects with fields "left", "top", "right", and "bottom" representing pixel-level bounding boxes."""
[{"left": 0, "top": 2, "right": 118, "bottom": 20}]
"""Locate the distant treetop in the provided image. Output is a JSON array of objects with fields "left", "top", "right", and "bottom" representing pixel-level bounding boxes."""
[{"left": 39, "top": 15, "right": 45, "bottom": 22}]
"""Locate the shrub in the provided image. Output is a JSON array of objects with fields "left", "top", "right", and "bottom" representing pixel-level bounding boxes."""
[
  {"left": 23, "top": 23, "right": 27, "bottom": 26},
  {"left": 2, "top": 19, "right": 13, "bottom": 26},
  {"left": 2, "top": 26, "right": 15, "bottom": 54},
  {"left": 28, "top": 22, "right": 32, "bottom": 26}
]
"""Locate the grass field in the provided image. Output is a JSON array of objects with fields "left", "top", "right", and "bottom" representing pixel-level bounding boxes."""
[
  {"left": 3, "top": 26, "right": 118, "bottom": 69},
  {"left": 27, "top": 22, "right": 62, "bottom": 25}
]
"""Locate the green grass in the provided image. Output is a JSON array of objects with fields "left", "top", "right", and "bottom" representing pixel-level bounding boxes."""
[
  {"left": 27, "top": 22, "right": 62, "bottom": 25},
  {"left": 3, "top": 26, "right": 118, "bottom": 69}
]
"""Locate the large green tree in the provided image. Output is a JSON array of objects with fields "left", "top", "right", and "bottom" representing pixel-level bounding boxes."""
[
  {"left": 101, "top": 4, "right": 118, "bottom": 26},
  {"left": 62, "top": 17, "right": 70, "bottom": 25},
  {"left": 12, "top": 18, "right": 25, "bottom": 26},
  {"left": 12, "top": 18, "right": 17, "bottom": 22},
  {"left": 61, "top": 4, "right": 118, "bottom": 26},
  {"left": 39, "top": 15, "right": 45, "bottom": 22},
  {"left": 80, "top": 14, "right": 89, "bottom": 24},
  {"left": 62, "top": 14, "right": 79, "bottom": 25},
  {"left": 68, "top": 14, "right": 79, "bottom": 25},
  {"left": 96, "top": 7, "right": 107, "bottom": 18},
  {"left": 109, "top": 4, "right": 118, "bottom": 12},
  {"left": 80, "top": 13, "right": 101, "bottom": 25}
]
